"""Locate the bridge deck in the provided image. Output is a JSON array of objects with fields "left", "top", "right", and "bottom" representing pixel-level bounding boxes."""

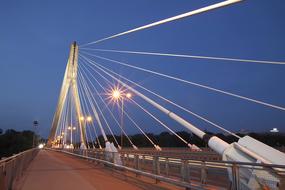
[{"left": 16, "top": 150, "right": 177, "bottom": 190}]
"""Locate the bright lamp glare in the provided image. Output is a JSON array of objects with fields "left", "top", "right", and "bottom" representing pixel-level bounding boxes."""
[
  {"left": 38, "top": 144, "right": 44, "bottom": 149},
  {"left": 86, "top": 116, "right": 92, "bottom": 122},
  {"left": 126, "top": 93, "right": 132, "bottom": 98},
  {"left": 112, "top": 90, "right": 121, "bottom": 99}
]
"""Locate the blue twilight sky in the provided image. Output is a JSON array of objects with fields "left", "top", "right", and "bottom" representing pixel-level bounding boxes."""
[{"left": 0, "top": 0, "right": 285, "bottom": 138}]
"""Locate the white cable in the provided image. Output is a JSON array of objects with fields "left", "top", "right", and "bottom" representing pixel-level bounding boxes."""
[
  {"left": 81, "top": 54, "right": 207, "bottom": 141},
  {"left": 55, "top": 92, "right": 68, "bottom": 142},
  {"left": 80, "top": 0, "right": 242, "bottom": 46},
  {"left": 78, "top": 81, "right": 97, "bottom": 149},
  {"left": 80, "top": 55, "right": 196, "bottom": 147},
  {"left": 78, "top": 67, "right": 120, "bottom": 147},
  {"left": 79, "top": 58, "right": 158, "bottom": 147},
  {"left": 77, "top": 72, "right": 102, "bottom": 148},
  {"left": 81, "top": 48, "right": 285, "bottom": 65},
  {"left": 77, "top": 75, "right": 94, "bottom": 148},
  {"left": 82, "top": 57, "right": 240, "bottom": 138},
  {"left": 80, "top": 52, "right": 285, "bottom": 112},
  {"left": 79, "top": 69, "right": 120, "bottom": 146},
  {"left": 131, "top": 98, "right": 190, "bottom": 146},
  {"left": 80, "top": 58, "right": 156, "bottom": 147},
  {"left": 79, "top": 61, "right": 137, "bottom": 147}
]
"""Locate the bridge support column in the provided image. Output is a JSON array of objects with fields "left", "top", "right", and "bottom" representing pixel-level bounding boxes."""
[{"left": 48, "top": 42, "right": 87, "bottom": 149}]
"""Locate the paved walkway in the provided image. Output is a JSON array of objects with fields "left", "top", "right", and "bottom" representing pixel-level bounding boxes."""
[{"left": 16, "top": 150, "right": 151, "bottom": 190}]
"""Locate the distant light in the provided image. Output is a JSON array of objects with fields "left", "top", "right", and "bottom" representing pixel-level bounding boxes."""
[
  {"left": 68, "top": 126, "right": 71, "bottom": 130},
  {"left": 66, "top": 145, "right": 70, "bottom": 149},
  {"left": 86, "top": 116, "right": 92, "bottom": 122},
  {"left": 80, "top": 116, "right": 85, "bottom": 121},
  {"left": 61, "top": 132, "right": 65, "bottom": 135},
  {"left": 270, "top": 128, "right": 279, "bottom": 133},
  {"left": 38, "top": 144, "right": 44, "bottom": 149},
  {"left": 126, "top": 93, "right": 132, "bottom": 99},
  {"left": 73, "top": 127, "right": 76, "bottom": 130}
]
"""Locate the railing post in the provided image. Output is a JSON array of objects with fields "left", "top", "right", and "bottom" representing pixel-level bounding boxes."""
[
  {"left": 112, "top": 152, "right": 115, "bottom": 164},
  {"left": 231, "top": 163, "right": 239, "bottom": 190},
  {"left": 127, "top": 153, "right": 130, "bottom": 167},
  {"left": 200, "top": 161, "right": 207, "bottom": 185},
  {"left": 121, "top": 153, "right": 124, "bottom": 166},
  {"left": 152, "top": 156, "right": 160, "bottom": 183},
  {"left": 165, "top": 157, "right": 169, "bottom": 177},
  {"left": 134, "top": 155, "right": 139, "bottom": 169},
  {"left": 181, "top": 159, "right": 189, "bottom": 182},
  {"left": 134, "top": 154, "right": 140, "bottom": 177},
  {"left": 141, "top": 155, "right": 145, "bottom": 171}
]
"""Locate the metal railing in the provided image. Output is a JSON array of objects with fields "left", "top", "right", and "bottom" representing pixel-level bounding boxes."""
[
  {"left": 0, "top": 148, "right": 39, "bottom": 190},
  {"left": 53, "top": 148, "right": 285, "bottom": 190}
]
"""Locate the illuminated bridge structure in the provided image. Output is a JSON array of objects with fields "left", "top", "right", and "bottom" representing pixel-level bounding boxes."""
[{"left": 2, "top": 1, "right": 285, "bottom": 190}]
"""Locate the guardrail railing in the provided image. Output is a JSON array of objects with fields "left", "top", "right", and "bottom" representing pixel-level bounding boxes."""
[
  {"left": 0, "top": 148, "right": 39, "bottom": 190},
  {"left": 52, "top": 148, "right": 285, "bottom": 190}
]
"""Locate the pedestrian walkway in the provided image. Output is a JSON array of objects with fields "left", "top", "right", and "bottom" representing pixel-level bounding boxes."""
[{"left": 15, "top": 150, "right": 147, "bottom": 190}]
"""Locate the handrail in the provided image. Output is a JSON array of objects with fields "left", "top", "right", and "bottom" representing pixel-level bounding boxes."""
[
  {"left": 51, "top": 148, "right": 218, "bottom": 190},
  {"left": 50, "top": 148, "right": 285, "bottom": 189},
  {"left": 0, "top": 148, "right": 37, "bottom": 164},
  {"left": 0, "top": 148, "right": 39, "bottom": 190},
  {"left": 83, "top": 148, "right": 285, "bottom": 169}
]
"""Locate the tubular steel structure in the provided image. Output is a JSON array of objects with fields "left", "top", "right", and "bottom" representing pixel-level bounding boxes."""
[{"left": 48, "top": 42, "right": 87, "bottom": 149}]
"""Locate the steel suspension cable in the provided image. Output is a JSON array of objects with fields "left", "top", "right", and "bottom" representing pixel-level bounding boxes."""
[
  {"left": 77, "top": 75, "right": 96, "bottom": 148},
  {"left": 80, "top": 55, "right": 199, "bottom": 149},
  {"left": 81, "top": 48, "right": 285, "bottom": 65},
  {"left": 80, "top": 0, "right": 242, "bottom": 47},
  {"left": 79, "top": 60, "right": 137, "bottom": 149},
  {"left": 78, "top": 67, "right": 120, "bottom": 147},
  {"left": 81, "top": 56, "right": 240, "bottom": 138},
  {"left": 82, "top": 56, "right": 160, "bottom": 149},
  {"left": 80, "top": 52, "right": 285, "bottom": 112},
  {"left": 76, "top": 67, "right": 102, "bottom": 148},
  {"left": 77, "top": 68, "right": 107, "bottom": 147}
]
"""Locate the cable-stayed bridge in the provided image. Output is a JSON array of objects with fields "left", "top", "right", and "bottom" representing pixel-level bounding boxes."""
[{"left": 1, "top": 1, "right": 285, "bottom": 190}]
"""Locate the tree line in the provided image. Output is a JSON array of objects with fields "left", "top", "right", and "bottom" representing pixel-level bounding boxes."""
[
  {"left": 86, "top": 131, "right": 285, "bottom": 149},
  {"left": 0, "top": 129, "right": 36, "bottom": 158},
  {"left": 1, "top": 128, "right": 284, "bottom": 158}
]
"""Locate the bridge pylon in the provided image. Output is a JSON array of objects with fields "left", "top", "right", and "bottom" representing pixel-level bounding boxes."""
[{"left": 47, "top": 42, "right": 87, "bottom": 149}]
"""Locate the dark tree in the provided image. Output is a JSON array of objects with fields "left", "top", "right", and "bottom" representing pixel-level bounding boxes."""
[{"left": 0, "top": 129, "right": 36, "bottom": 158}]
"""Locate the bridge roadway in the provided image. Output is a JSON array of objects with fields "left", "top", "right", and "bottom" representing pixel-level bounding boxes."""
[{"left": 15, "top": 149, "right": 182, "bottom": 190}]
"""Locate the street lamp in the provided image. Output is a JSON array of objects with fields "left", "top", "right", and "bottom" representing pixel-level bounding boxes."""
[
  {"left": 110, "top": 88, "right": 133, "bottom": 149},
  {"left": 86, "top": 116, "right": 92, "bottom": 122},
  {"left": 80, "top": 116, "right": 92, "bottom": 148},
  {"left": 33, "top": 120, "right": 39, "bottom": 148},
  {"left": 270, "top": 128, "right": 279, "bottom": 133},
  {"left": 126, "top": 93, "right": 132, "bottom": 99},
  {"left": 68, "top": 125, "right": 76, "bottom": 148},
  {"left": 112, "top": 90, "right": 121, "bottom": 100}
]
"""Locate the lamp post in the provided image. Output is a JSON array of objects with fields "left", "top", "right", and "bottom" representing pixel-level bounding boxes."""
[
  {"left": 112, "top": 89, "right": 132, "bottom": 149},
  {"left": 80, "top": 116, "right": 92, "bottom": 148},
  {"left": 33, "top": 120, "right": 39, "bottom": 148},
  {"left": 68, "top": 126, "right": 76, "bottom": 148}
]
